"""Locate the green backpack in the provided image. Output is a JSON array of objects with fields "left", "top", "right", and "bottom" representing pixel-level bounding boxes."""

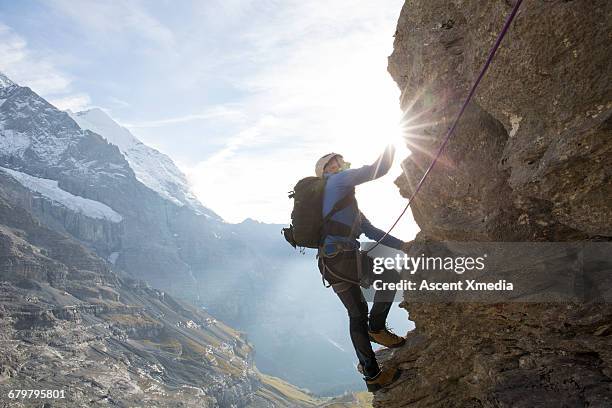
[{"left": 282, "top": 177, "right": 355, "bottom": 249}]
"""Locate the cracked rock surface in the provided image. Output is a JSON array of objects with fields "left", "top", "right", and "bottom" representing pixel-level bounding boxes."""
[{"left": 379, "top": 1, "right": 612, "bottom": 407}]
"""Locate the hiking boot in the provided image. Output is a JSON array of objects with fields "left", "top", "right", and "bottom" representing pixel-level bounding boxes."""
[
  {"left": 368, "top": 326, "right": 406, "bottom": 348},
  {"left": 364, "top": 366, "right": 401, "bottom": 392}
]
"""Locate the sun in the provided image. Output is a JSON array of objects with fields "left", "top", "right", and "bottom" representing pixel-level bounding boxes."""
[{"left": 337, "top": 101, "right": 410, "bottom": 166}]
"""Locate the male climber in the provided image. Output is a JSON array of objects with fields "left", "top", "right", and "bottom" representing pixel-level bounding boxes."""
[{"left": 315, "top": 145, "right": 407, "bottom": 392}]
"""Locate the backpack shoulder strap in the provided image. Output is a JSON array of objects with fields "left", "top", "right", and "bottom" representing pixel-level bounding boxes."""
[
  {"left": 319, "top": 190, "right": 357, "bottom": 243},
  {"left": 322, "top": 190, "right": 355, "bottom": 223}
]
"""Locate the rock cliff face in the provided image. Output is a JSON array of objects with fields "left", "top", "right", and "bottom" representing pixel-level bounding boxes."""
[{"left": 377, "top": 1, "right": 612, "bottom": 407}]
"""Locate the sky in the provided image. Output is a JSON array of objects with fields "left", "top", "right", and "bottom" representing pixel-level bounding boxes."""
[{"left": 0, "top": 0, "right": 420, "bottom": 240}]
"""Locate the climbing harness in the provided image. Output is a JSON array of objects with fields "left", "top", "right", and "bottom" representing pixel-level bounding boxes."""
[
  {"left": 366, "top": 0, "right": 524, "bottom": 254},
  {"left": 318, "top": 246, "right": 363, "bottom": 288},
  {"left": 320, "top": 258, "right": 362, "bottom": 288}
]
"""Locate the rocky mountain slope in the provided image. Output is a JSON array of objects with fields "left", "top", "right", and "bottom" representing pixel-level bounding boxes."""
[
  {"left": 0, "top": 172, "right": 325, "bottom": 407},
  {"left": 0, "top": 69, "right": 242, "bottom": 298},
  {"left": 0, "top": 71, "right": 364, "bottom": 395},
  {"left": 375, "top": 1, "right": 611, "bottom": 407},
  {"left": 0, "top": 70, "right": 304, "bottom": 322}
]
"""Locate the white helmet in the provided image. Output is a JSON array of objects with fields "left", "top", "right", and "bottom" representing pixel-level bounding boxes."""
[{"left": 315, "top": 153, "right": 342, "bottom": 177}]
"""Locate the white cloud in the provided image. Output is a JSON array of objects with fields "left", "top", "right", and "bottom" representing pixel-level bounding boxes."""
[
  {"left": 187, "top": 144, "right": 309, "bottom": 224},
  {"left": 0, "top": 1, "right": 418, "bottom": 239},
  {"left": 48, "top": 0, "right": 175, "bottom": 50},
  {"left": 108, "top": 96, "right": 131, "bottom": 109},
  {"left": 185, "top": 0, "right": 419, "bottom": 239},
  {"left": 0, "top": 23, "right": 89, "bottom": 106},
  {"left": 49, "top": 93, "right": 92, "bottom": 112},
  {"left": 124, "top": 105, "right": 246, "bottom": 128}
]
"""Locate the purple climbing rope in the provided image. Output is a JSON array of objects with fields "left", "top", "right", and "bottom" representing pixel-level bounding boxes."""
[{"left": 367, "top": 0, "right": 523, "bottom": 254}]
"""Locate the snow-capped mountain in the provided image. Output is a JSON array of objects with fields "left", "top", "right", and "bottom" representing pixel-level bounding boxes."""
[
  {"left": 0, "top": 71, "right": 134, "bottom": 186},
  {"left": 68, "top": 108, "right": 214, "bottom": 216},
  {"left": 0, "top": 69, "right": 289, "bottom": 307},
  {"left": 0, "top": 71, "right": 356, "bottom": 393},
  {"left": 0, "top": 71, "right": 223, "bottom": 288},
  {"left": 0, "top": 71, "right": 15, "bottom": 91}
]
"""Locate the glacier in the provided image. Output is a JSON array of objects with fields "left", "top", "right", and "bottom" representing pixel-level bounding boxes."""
[{"left": 0, "top": 166, "right": 123, "bottom": 223}]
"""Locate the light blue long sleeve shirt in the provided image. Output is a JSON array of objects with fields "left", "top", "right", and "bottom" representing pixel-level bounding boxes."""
[{"left": 321, "top": 145, "right": 404, "bottom": 254}]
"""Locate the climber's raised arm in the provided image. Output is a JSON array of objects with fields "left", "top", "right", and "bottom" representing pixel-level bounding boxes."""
[{"left": 324, "top": 144, "right": 395, "bottom": 187}]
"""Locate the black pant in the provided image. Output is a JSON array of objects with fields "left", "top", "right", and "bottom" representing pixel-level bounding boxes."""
[{"left": 318, "top": 250, "right": 400, "bottom": 378}]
